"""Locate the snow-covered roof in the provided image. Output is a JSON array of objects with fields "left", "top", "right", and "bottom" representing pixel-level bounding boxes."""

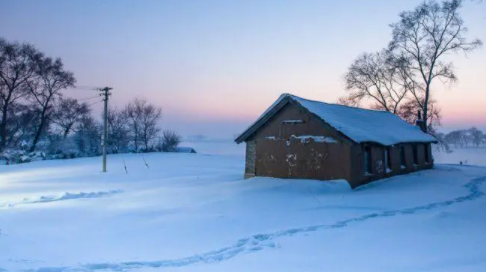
[
  {"left": 174, "top": 147, "right": 197, "bottom": 153},
  {"left": 235, "top": 94, "right": 437, "bottom": 146}
]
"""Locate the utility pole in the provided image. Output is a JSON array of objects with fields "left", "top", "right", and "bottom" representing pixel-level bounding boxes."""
[{"left": 100, "top": 87, "right": 112, "bottom": 172}]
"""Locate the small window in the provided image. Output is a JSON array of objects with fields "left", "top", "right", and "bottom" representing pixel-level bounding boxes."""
[
  {"left": 412, "top": 145, "right": 418, "bottom": 165},
  {"left": 400, "top": 146, "right": 406, "bottom": 169},
  {"left": 364, "top": 146, "right": 372, "bottom": 174},
  {"left": 384, "top": 147, "right": 392, "bottom": 171},
  {"left": 424, "top": 144, "right": 430, "bottom": 163},
  {"left": 281, "top": 120, "right": 304, "bottom": 124}
]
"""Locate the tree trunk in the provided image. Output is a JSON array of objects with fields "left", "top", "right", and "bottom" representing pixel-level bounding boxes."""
[
  {"left": 30, "top": 108, "right": 47, "bottom": 152},
  {"left": 0, "top": 105, "right": 8, "bottom": 151},
  {"left": 134, "top": 125, "right": 138, "bottom": 152},
  {"left": 422, "top": 84, "right": 431, "bottom": 133},
  {"left": 63, "top": 124, "right": 73, "bottom": 139}
]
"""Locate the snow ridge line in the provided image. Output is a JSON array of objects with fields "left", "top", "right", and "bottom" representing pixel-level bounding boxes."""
[
  {"left": 20, "top": 174, "right": 486, "bottom": 272},
  {"left": 0, "top": 190, "right": 122, "bottom": 209}
]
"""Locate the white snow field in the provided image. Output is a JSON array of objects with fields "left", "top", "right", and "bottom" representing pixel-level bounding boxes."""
[{"left": 1, "top": 149, "right": 486, "bottom": 272}]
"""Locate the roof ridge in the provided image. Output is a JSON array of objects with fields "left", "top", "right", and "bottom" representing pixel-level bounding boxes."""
[{"left": 287, "top": 93, "right": 391, "bottom": 114}]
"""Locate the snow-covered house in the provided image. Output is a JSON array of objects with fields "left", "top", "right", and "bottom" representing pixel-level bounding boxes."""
[{"left": 235, "top": 94, "right": 437, "bottom": 188}]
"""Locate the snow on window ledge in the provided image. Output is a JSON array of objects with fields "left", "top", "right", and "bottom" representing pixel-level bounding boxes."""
[
  {"left": 290, "top": 135, "right": 337, "bottom": 144},
  {"left": 400, "top": 165, "right": 406, "bottom": 170},
  {"left": 364, "top": 172, "right": 373, "bottom": 177}
]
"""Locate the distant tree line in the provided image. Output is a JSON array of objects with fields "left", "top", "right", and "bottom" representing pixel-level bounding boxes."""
[
  {"left": 0, "top": 38, "right": 181, "bottom": 163},
  {"left": 436, "top": 127, "right": 486, "bottom": 148}
]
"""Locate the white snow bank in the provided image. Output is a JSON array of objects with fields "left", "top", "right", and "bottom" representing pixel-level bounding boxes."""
[
  {"left": 434, "top": 147, "right": 486, "bottom": 166},
  {"left": 0, "top": 190, "right": 122, "bottom": 209}
]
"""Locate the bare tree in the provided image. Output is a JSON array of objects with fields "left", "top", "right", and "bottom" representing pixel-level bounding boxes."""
[
  {"left": 0, "top": 38, "right": 39, "bottom": 150},
  {"left": 51, "top": 97, "right": 90, "bottom": 139},
  {"left": 389, "top": 0, "right": 482, "bottom": 132},
  {"left": 140, "top": 102, "right": 162, "bottom": 151},
  {"left": 107, "top": 107, "right": 129, "bottom": 153},
  {"left": 444, "top": 130, "right": 463, "bottom": 147},
  {"left": 27, "top": 56, "right": 75, "bottom": 151},
  {"left": 340, "top": 50, "right": 410, "bottom": 114},
  {"left": 123, "top": 98, "right": 161, "bottom": 151},
  {"left": 124, "top": 99, "right": 142, "bottom": 151},
  {"left": 397, "top": 98, "right": 442, "bottom": 133}
]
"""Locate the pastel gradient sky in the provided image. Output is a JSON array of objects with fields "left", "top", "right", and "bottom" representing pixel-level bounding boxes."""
[{"left": 1, "top": 0, "right": 485, "bottom": 138}]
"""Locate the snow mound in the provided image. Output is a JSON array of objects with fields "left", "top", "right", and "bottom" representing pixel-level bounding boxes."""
[{"left": 1, "top": 190, "right": 122, "bottom": 208}]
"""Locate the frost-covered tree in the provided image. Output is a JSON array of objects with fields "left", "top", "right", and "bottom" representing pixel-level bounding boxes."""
[{"left": 4, "top": 102, "right": 40, "bottom": 148}]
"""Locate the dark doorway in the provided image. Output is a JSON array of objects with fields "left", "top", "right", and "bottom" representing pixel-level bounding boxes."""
[
  {"left": 364, "top": 145, "right": 372, "bottom": 174},
  {"left": 424, "top": 144, "right": 430, "bottom": 163},
  {"left": 385, "top": 147, "right": 392, "bottom": 170},
  {"left": 413, "top": 145, "right": 418, "bottom": 165},
  {"left": 400, "top": 146, "right": 406, "bottom": 169}
]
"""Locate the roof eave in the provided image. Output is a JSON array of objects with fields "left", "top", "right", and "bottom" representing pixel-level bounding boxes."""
[
  {"left": 359, "top": 139, "right": 438, "bottom": 146},
  {"left": 234, "top": 96, "right": 291, "bottom": 144}
]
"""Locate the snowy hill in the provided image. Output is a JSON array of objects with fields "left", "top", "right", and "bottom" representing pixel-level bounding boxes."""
[{"left": 0, "top": 150, "right": 486, "bottom": 272}]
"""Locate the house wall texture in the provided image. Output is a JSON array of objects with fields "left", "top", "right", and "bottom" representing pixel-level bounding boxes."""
[
  {"left": 244, "top": 141, "right": 256, "bottom": 179},
  {"left": 245, "top": 103, "right": 353, "bottom": 182}
]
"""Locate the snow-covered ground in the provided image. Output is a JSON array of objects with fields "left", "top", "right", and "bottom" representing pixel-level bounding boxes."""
[
  {"left": 0, "top": 147, "right": 486, "bottom": 272},
  {"left": 434, "top": 147, "right": 486, "bottom": 166},
  {"left": 181, "top": 139, "right": 244, "bottom": 156}
]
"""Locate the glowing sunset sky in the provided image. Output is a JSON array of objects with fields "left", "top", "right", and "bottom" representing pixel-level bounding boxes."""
[{"left": 1, "top": 0, "right": 485, "bottom": 138}]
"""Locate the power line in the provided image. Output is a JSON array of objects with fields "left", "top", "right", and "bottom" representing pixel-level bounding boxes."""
[
  {"left": 78, "top": 95, "right": 101, "bottom": 101},
  {"left": 86, "top": 100, "right": 104, "bottom": 107},
  {"left": 65, "top": 86, "right": 101, "bottom": 92},
  {"left": 74, "top": 85, "right": 100, "bottom": 90}
]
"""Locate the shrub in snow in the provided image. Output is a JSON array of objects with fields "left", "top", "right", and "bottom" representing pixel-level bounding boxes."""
[
  {"left": 0, "top": 149, "right": 46, "bottom": 165},
  {"left": 156, "top": 130, "right": 182, "bottom": 152}
]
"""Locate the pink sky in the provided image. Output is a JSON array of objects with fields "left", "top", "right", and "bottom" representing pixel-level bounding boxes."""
[{"left": 1, "top": 0, "right": 484, "bottom": 138}]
